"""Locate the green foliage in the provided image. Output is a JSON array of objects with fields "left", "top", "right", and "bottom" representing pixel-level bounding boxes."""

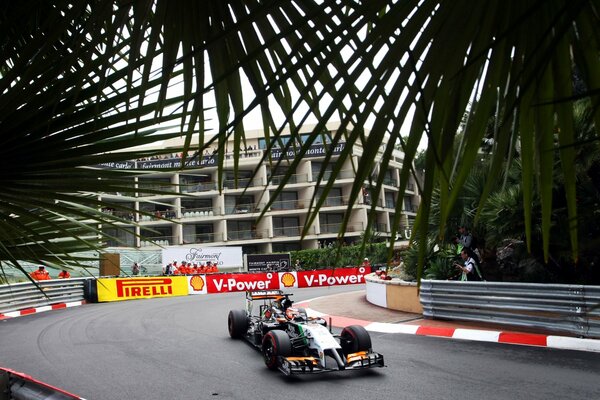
[
  {"left": 424, "top": 255, "right": 458, "bottom": 280},
  {"left": 291, "top": 243, "right": 388, "bottom": 270},
  {"left": 402, "top": 236, "right": 461, "bottom": 281},
  {"left": 1, "top": 1, "right": 598, "bottom": 284}
]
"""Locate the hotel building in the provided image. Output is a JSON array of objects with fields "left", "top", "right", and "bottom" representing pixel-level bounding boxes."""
[{"left": 99, "top": 124, "right": 420, "bottom": 255}]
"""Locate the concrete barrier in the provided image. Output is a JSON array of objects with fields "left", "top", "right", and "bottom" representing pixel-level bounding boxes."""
[{"left": 365, "top": 273, "right": 423, "bottom": 314}]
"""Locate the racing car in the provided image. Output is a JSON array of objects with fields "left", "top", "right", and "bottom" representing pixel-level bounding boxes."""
[{"left": 227, "top": 290, "right": 385, "bottom": 375}]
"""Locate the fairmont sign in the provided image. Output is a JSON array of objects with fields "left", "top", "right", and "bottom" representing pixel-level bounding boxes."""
[{"left": 95, "top": 143, "right": 346, "bottom": 170}]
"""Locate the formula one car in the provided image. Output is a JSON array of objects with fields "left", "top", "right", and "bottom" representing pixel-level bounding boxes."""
[{"left": 227, "top": 290, "right": 385, "bottom": 375}]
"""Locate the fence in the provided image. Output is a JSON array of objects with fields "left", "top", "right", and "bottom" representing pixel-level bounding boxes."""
[
  {"left": 420, "top": 280, "right": 600, "bottom": 338},
  {"left": 0, "top": 278, "right": 89, "bottom": 314}
]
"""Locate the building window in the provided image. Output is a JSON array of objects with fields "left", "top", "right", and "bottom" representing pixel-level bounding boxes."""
[
  {"left": 272, "top": 242, "right": 301, "bottom": 252},
  {"left": 385, "top": 192, "right": 395, "bottom": 209},
  {"left": 102, "top": 228, "right": 135, "bottom": 247},
  {"left": 180, "top": 174, "right": 213, "bottom": 193},
  {"left": 140, "top": 227, "right": 173, "bottom": 245},
  {"left": 312, "top": 162, "right": 333, "bottom": 181},
  {"left": 223, "top": 170, "right": 253, "bottom": 189},
  {"left": 227, "top": 220, "right": 254, "bottom": 240},
  {"left": 404, "top": 197, "right": 416, "bottom": 212},
  {"left": 183, "top": 224, "right": 214, "bottom": 244},
  {"left": 319, "top": 213, "right": 343, "bottom": 233},
  {"left": 271, "top": 191, "right": 299, "bottom": 210},
  {"left": 316, "top": 187, "right": 343, "bottom": 206},
  {"left": 273, "top": 216, "right": 300, "bottom": 237},
  {"left": 225, "top": 195, "right": 254, "bottom": 214},
  {"left": 384, "top": 169, "right": 397, "bottom": 186}
]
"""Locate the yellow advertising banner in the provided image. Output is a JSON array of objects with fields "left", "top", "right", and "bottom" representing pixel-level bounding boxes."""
[{"left": 97, "top": 276, "right": 189, "bottom": 302}]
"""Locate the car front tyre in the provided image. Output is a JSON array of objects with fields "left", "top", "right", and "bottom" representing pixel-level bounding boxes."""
[
  {"left": 340, "top": 325, "right": 372, "bottom": 355},
  {"left": 262, "top": 330, "right": 292, "bottom": 370}
]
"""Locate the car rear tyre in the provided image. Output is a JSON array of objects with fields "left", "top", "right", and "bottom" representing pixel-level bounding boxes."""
[
  {"left": 228, "top": 309, "right": 248, "bottom": 339},
  {"left": 262, "top": 330, "right": 292, "bottom": 370},
  {"left": 340, "top": 325, "right": 372, "bottom": 355}
]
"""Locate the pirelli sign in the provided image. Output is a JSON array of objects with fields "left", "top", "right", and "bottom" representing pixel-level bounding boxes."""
[{"left": 97, "top": 277, "right": 188, "bottom": 302}]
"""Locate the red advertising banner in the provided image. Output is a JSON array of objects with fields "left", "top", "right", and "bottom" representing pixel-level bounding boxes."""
[
  {"left": 186, "top": 267, "right": 370, "bottom": 295},
  {"left": 295, "top": 267, "right": 370, "bottom": 288},
  {"left": 206, "top": 272, "right": 280, "bottom": 293}
]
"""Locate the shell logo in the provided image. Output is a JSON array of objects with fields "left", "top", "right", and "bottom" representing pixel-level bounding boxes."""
[
  {"left": 281, "top": 272, "right": 296, "bottom": 288},
  {"left": 190, "top": 275, "right": 205, "bottom": 291}
]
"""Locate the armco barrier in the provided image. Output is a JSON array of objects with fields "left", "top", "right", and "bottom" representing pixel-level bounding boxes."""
[
  {"left": 420, "top": 280, "right": 600, "bottom": 339},
  {"left": 0, "top": 367, "right": 84, "bottom": 400},
  {"left": 0, "top": 278, "right": 90, "bottom": 314}
]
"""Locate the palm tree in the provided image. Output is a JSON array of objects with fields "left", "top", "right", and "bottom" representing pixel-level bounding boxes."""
[{"left": 1, "top": 1, "right": 598, "bottom": 280}]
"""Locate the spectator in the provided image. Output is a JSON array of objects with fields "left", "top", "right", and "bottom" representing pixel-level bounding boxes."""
[
  {"left": 362, "top": 187, "right": 370, "bottom": 205},
  {"left": 164, "top": 263, "right": 173, "bottom": 275},
  {"left": 452, "top": 236, "right": 464, "bottom": 255},
  {"left": 458, "top": 225, "right": 482, "bottom": 267},
  {"left": 294, "top": 259, "right": 302, "bottom": 271},
  {"left": 30, "top": 266, "right": 51, "bottom": 281},
  {"left": 132, "top": 262, "right": 141, "bottom": 276},
  {"left": 454, "top": 250, "right": 475, "bottom": 281},
  {"left": 361, "top": 257, "right": 372, "bottom": 270},
  {"left": 58, "top": 269, "right": 71, "bottom": 279},
  {"left": 458, "top": 226, "right": 473, "bottom": 249}
]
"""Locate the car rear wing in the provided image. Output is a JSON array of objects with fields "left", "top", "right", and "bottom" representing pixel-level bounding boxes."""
[{"left": 246, "top": 290, "right": 291, "bottom": 300}]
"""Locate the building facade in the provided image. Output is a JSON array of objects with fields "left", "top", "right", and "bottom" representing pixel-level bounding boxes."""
[{"left": 99, "top": 124, "right": 420, "bottom": 254}]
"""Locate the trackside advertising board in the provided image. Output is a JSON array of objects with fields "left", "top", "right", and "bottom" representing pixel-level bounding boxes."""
[
  {"left": 186, "top": 267, "right": 370, "bottom": 295},
  {"left": 162, "top": 246, "right": 242, "bottom": 269},
  {"left": 97, "top": 277, "right": 189, "bottom": 302}
]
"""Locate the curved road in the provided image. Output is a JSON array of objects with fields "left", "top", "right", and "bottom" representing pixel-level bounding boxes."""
[{"left": 1, "top": 286, "right": 598, "bottom": 400}]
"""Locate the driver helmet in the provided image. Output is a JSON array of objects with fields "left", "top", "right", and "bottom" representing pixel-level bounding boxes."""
[{"left": 285, "top": 307, "right": 300, "bottom": 320}]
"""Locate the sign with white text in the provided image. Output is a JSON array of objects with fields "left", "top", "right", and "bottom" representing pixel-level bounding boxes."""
[{"left": 163, "top": 246, "right": 243, "bottom": 270}]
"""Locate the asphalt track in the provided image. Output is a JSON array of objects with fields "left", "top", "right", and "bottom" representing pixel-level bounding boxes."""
[{"left": 1, "top": 285, "right": 598, "bottom": 400}]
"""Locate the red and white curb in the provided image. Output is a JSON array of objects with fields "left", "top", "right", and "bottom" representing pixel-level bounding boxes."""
[
  {"left": 0, "top": 301, "right": 86, "bottom": 321},
  {"left": 298, "top": 305, "right": 600, "bottom": 353}
]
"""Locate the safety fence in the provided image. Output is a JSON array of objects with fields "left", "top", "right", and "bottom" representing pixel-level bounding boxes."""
[
  {"left": 0, "top": 278, "right": 90, "bottom": 314},
  {"left": 0, "top": 367, "right": 84, "bottom": 400},
  {"left": 420, "top": 280, "right": 600, "bottom": 339},
  {"left": 0, "top": 267, "right": 371, "bottom": 310}
]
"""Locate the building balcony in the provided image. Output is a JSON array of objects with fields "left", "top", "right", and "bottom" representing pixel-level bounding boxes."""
[
  {"left": 269, "top": 173, "right": 309, "bottom": 185},
  {"left": 227, "top": 229, "right": 267, "bottom": 241},
  {"left": 101, "top": 209, "right": 136, "bottom": 222},
  {"left": 140, "top": 236, "right": 175, "bottom": 247},
  {"left": 374, "top": 223, "right": 390, "bottom": 233},
  {"left": 138, "top": 210, "right": 176, "bottom": 221},
  {"left": 104, "top": 239, "right": 136, "bottom": 248},
  {"left": 405, "top": 204, "right": 418, "bottom": 213},
  {"left": 317, "top": 169, "right": 356, "bottom": 181},
  {"left": 225, "top": 203, "right": 260, "bottom": 215},
  {"left": 183, "top": 232, "right": 224, "bottom": 244},
  {"left": 383, "top": 178, "right": 398, "bottom": 187},
  {"left": 181, "top": 207, "right": 218, "bottom": 218},
  {"left": 321, "top": 196, "right": 347, "bottom": 207},
  {"left": 271, "top": 199, "right": 304, "bottom": 210},
  {"left": 223, "top": 177, "right": 264, "bottom": 189},
  {"left": 181, "top": 181, "right": 217, "bottom": 193},
  {"left": 273, "top": 226, "right": 298, "bottom": 237},
  {"left": 137, "top": 185, "right": 174, "bottom": 197},
  {"left": 320, "top": 222, "right": 364, "bottom": 234}
]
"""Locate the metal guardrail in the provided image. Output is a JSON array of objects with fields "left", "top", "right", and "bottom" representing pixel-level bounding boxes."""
[
  {"left": 1, "top": 367, "right": 83, "bottom": 399},
  {"left": 420, "top": 280, "right": 600, "bottom": 339},
  {"left": 0, "top": 278, "right": 89, "bottom": 314}
]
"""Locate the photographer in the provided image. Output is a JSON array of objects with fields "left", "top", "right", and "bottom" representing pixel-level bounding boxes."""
[{"left": 454, "top": 249, "right": 476, "bottom": 281}]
